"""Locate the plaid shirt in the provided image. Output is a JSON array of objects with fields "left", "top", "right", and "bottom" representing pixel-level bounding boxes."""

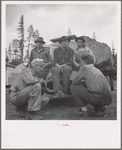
[
  {"left": 29, "top": 47, "right": 52, "bottom": 64},
  {"left": 72, "top": 64, "right": 111, "bottom": 94},
  {"left": 53, "top": 46, "right": 74, "bottom": 66}
]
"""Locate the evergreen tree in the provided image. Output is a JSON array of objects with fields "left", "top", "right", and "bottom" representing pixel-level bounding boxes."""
[
  {"left": 92, "top": 32, "right": 96, "bottom": 40},
  {"left": 68, "top": 27, "right": 72, "bottom": 36},
  {"left": 34, "top": 30, "right": 40, "bottom": 40},
  {"left": 17, "top": 15, "right": 24, "bottom": 62},
  {"left": 28, "top": 25, "right": 34, "bottom": 39},
  {"left": 26, "top": 49, "right": 29, "bottom": 58},
  {"left": 6, "top": 48, "right": 9, "bottom": 63},
  {"left": 8, "top": 43, "right": 12, "bottom": 56},
  {"left": 112, "top": 40, "right": 115, "bottom": 56},
  {"left": 6, "top": 43, "right": 12, "bottom": 62},
  {"left": 27, "top": 25, "right": 35, "bottom": 55},
  {"left": 12, "top": 39, "right": 20, "bottom": 52}
]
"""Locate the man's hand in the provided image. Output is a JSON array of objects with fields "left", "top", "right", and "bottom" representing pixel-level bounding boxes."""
[
  {"left": 61, "top": 64, "right": 66, "bottom": 68},
  {"left": 55, "top": 63, "right": 62, "bottom": 72},
  {"left": 55, "top": 63, "right": 67, "bottom": 72},
  {"left": 80, "top": 80, "right": 87, "bottom": 88},
  {"left": 39, "top": 78, "right": 45, "bottom": 84},
  {"left": 80, "top": 80, "right": 85, "bottom": 84},
  {"left": 36, "top": 83, "right": 41, "bottom": 88},
  {"left": 57, "top": 65, "right": 62, "bottom": 72},
  {"left": 43, "top": 63, "right": 48, "bottom": 69},
  {"left": 60, "top": 64, "right": 67, "bottom": 72}
]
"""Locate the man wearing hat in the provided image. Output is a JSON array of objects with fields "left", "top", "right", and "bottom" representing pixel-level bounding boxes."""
[
  {"left": 9, "top": 58, "right": 49, "bottom": 120},
  {"left": 74, "top": 36, "right": 96, "bottom": 69},
  {"left": 52, "top": 36, "right": 75, "bottom": 97},
  {"left": 29, "top": 37, "right": 52, "bottom": 80}
]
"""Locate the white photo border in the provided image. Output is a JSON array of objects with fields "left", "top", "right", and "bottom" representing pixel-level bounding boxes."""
[{"left": 1, "top": 1, "right": 121, "bottom": 149}]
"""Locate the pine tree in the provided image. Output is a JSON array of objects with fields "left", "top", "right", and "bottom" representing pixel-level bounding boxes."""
[
  {"left": 112, "top": 40, "right": 115, "bottom": 56},
  {"left": 92, "top": 32, "right": 96, "bottom": 40},
  {"left": 17, "top": 15, "right": 24, "bottom": 62},
  {"left": 6, "top": 48, "right": 9, "bottom": 63},
  {"left": 111, "top": 40, "right": 117, "bottom": 68},
  {"left": 28, "top": 25, "right": 34, "bottom": 39},
  {"left": 12, "top": 39, "right": 20, "bottom": 50},
  {"left": 26, "top": 49, "right": 29, "bottom": 58},
  {"left": 6, "top": 43, "right": 12, "bottom": 62},
  {"left": 68, "top": 27, "right": 72, "bottom": 36},
  {"left": 8, "top": 43, "right": 12, "bottom": 56},
  {"left": 27, "top": 25, "right": 35, "bottom": 56},
  {"left": 34, "top": 29, "right": 40, "bottom": 40}
]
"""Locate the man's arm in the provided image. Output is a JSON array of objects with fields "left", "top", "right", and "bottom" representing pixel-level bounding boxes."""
[
  {"left": 47, "top": 48, "right": 52, "bottom": 62},
  {"left": 72, "top": 65, "right": 87, "bottom": 85},
  {"left": 66, "top": 49, "right": 75, "bottom": 66},
  {"left": 21, "top": 68, "right": 40, "bottom": 84},
  {"left": 44, "top": 49, "right": 53, "bottom": 68},
  {"left": 73, "top": 53, "right": 80, "bottom": 68},
  {"left": 53, "top": 49, "right": 59, "bottom": 66}
]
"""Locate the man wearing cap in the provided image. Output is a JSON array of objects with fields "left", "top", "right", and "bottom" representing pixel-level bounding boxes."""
[
  {"left": 74, "top": 36, "right": 96, "bottom": 69},
  {"left": 9, "top": 58, "right": 49, "bottom": 120},
  {"left": 52, "top": 36, "right": 75, "bottom": 97},
  {"left": 29, "top": 37, "right": 52, "bottom": 80},
  {"left": 13, "top": 56, "right": 29, "bottom": 75}
]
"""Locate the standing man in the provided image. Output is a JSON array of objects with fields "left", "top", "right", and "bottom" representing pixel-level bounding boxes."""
[
  {"left": 29, "top": 37, "right": 52, "bottom": 80},
  {"left": 52, "top": 36, "right": 74, "bottom": 97}
]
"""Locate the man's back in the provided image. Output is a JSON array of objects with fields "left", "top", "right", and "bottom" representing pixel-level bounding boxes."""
[{"left": 82, "top": 64, "right": 111, "bottom": 93}]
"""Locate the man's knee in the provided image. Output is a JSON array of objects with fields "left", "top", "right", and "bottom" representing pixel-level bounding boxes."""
[
  {"left": 64, "top": 66, "right": 72, "bottom": 71},
  {"left": 70, "top": 84, "right": 74, "bottom": 92},
  {"left": 52, "top": 67, "right": 59, "bottom": 74},
  {"left": 35, "top": 83, "right": 42, "bottom": 91},
  {"left": 105, "top": 93, "right": 112, "bottom": 105},
  {"left": 63, "top": 66, "right": 72, "bottom": 73}
]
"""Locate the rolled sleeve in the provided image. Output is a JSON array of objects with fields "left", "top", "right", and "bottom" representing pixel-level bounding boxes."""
[
  {"left": 72, "top": 65, "right": 87, "bottom": 85},
  {"left": 21, "top": 69, "right": 39, "bottom": 85}
]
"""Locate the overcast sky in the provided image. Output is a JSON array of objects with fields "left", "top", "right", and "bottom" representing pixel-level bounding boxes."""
[{"left": 5, "top": 2, "right": 120, "bottom": 51}]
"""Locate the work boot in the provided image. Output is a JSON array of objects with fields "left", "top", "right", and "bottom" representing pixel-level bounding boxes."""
[
  {"left": 16, "top": 107, "right": 27, "bottom": 117},
  {"left": 95, "top": 106, "right": 107, "bottom": 117},
  {"left": 79, "top": 107, "right": 89, "bottom": 118},
  {"left": 53, "top": 91, "right": 64, "bottom": 98},
  {"left": 41, "top": 93, "right": 50, "bottom": 106},
  {"left": 26, "top": 111, "right": 43, "bottom": 120}
]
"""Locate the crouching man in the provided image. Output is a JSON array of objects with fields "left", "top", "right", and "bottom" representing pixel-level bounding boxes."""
[
  {"left": 70, "top": 52, "right": 112, "bottom": 117},
  {"left": 9, "top": 58, "right": 49, "bottom": 120}
]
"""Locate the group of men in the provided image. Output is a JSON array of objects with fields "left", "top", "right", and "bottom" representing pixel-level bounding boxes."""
[{"left": 9, "top": 36, "right": 112, "bottom": 120}]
